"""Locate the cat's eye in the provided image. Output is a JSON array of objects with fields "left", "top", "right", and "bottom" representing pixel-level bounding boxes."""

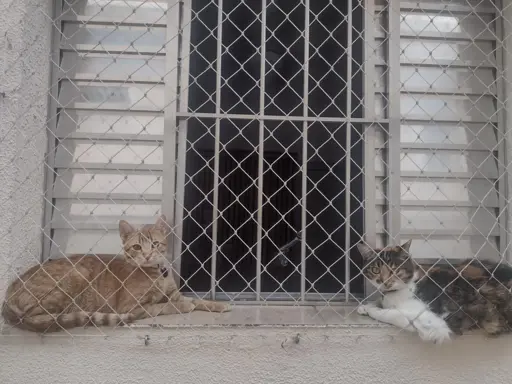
[
  {"left": 132, "top": 244, "right": 142, "bottom": 251},
  {"left": 370, "top": 266, "right": 380, "bottom": 274},
  {"left": 151, "top": 241, "right": 160, "bottom": 248}
]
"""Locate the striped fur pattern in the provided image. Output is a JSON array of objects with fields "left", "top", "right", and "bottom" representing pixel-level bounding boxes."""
[{"left": 2, "top": 215, "right": 230, "bottom": 333}]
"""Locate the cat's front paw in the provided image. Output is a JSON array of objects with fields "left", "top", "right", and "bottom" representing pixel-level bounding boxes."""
[
  {"left": 418, "top": 325, "right": 452, "bottom": 344},
  {"left": 431, "top": 328, "right": 452, "bottom": 344},
  {"left": 357, "top": 304, "right": 371, "bottom": 316}
]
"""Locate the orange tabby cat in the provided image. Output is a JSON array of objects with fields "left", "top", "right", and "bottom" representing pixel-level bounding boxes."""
[{"left": 2, "top": 215, "right": 230, "bottom": 332}]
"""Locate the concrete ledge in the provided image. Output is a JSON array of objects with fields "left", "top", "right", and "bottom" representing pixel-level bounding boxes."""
[{"left": 0, "top": 305, "right": 391, "bottom": 337}]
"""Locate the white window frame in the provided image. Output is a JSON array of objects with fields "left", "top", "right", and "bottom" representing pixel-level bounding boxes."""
[{"left": 42, "top": 0, "right": 510, "bottom": 306}]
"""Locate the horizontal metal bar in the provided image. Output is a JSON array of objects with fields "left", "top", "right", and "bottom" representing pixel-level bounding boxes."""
[
  {"left": 398, "top": 88, "right": 496, "bottom": 97},
  {"left": 60, "top": 15, "right": 167, "bottom": 28},
  {"left": 415, "top": 258, "right": 499, "bottom": 266},
  {"left": 375, "top": 30, "right": 496, "bottom": 43},
  {"left": 57, "top": 138, "right": 161, "bottom": 146},
  {"left": 397, "top": 118, "right": 497, "bottom": 126},
  {"left": 57, "top": 133, "right": 164, "bottom": 142},
  {"left": 181, "top": 292, "right": 364, "bottom": 304},
  {"left": 58, "top": 108, "right": 165, "bottom": 116},
  {"left": 60, "top": 45, "right": 166, "bottom": 56},
  {"left": 374, "top": 2, "right": 497, "bottom": 14},
  {"left": 54, "top": 168, "right": 163, "bottom": 175},
  {"left": 374, "top": 143, "right": 499, "bottom": 152},
  {"left": 399, "top": 118, "right": 499, "bottom": 124},
  {"left": 377, "top": 229, "right": 501, "bottom": 237},
  {"left": 58, "top": 108, "right": 164, "bottom": 117},
  {"left": 55, "top": 192, "right": 162, "bottom": 204},
  {"left": 52, "top": 192, "right": 163, "bottom": 200},
  {"left": 58, "top": 75, "right": 165, "bottom": 85},
  {"left": 374, "top": 85, "right": 497, "bottom": 96},
  {"left": 59, "top": 106, "right": 165, "bottom": 114},
  {"left": 374, "top": 171, "right": 498, "bottom": 179},
  {"left": 55, "top": 163, "right": 163, "bottom": 171},
  {"left": 375, "top": 200, "right": 499, "bottom": 209},
  {"left": 375, "top": 59, "right": 497, "bottom": 70},
  {"left": 379, "top": 175, "right": 497, "bottom": 183},
  {"left": 176, "top": 112, "right": 388, "bottom": 124}
]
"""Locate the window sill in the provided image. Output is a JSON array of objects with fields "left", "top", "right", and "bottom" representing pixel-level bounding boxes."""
[
  {"left": 132, "top": 305, "right": 388, "bottom": 328},
  {"left": 1, "top": 305, "right": 392, "bottom": 336}
]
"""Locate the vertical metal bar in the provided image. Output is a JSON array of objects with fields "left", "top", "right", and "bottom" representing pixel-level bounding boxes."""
[
  {"left": 42, "top": 0, "right": 63, "bottom": 261},
  {"left": 495, "top": 0, "right": 509, "bottom": 261},
  {"left": 362, "top": 0, "right": 378, "bottom": 297},
  {"left": 163, "top": 1, "right": 182, "bottom": 272},
  {"left": 210, "top": 0, "right": 224, "bottom": 299},
  {"left": 386, "top": 0, "right": 401, "bottom": 245},
  {"left": 256, "top": 0, "right": 267, "bottom": 301},
  {"left": 344, "top": 0, "right": 353, "bottom": 303},
  {"left": 502, "top": 0, "right": 512, "bottom": 262},
  {"left": 300, "top": 0, "right": 310, "bottom": 303},
  {"left": 172, "top": 0, "right": 192, "bottom": 280}
]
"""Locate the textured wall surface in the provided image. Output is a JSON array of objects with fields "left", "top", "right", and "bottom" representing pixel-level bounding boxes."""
[
  {"left": 1, "top": 326, "right": 512, "bottom": 384},
  {"left": 0, "top": 0, "right": 51, "bottom": 300}
]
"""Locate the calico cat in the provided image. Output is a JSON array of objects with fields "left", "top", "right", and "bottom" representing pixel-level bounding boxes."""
[
  {"left": 356, "top": 240, "right": 512, "bottom": 343},
  {"left": 2, "top": 215, "right": 230, "bottom": 333}
]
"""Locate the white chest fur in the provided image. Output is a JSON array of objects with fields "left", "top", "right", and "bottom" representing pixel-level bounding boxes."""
[
  {"left": 358, "top": 283, "right": 452, "bottom": 344},
  {"left": 381, "top": 283, "right": 426, "bottom": 311}
]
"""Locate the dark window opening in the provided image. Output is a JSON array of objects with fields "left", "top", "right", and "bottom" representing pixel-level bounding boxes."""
[{"left": 180, "top": 0, "right": 365, "bottom": 298}]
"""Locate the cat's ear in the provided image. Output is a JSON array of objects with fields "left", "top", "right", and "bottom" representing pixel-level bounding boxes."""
[
  {"left": 399, "top": 239, "right": 412, "bottom": 254},
  {"left": 119, "top": 220, "right": 136, "bottom": 242},
  {"left": 357, "top": 242, "right": 375, "bottom": 260},
  {"left": 154, "top": 214, "right": 170, "bottom": 234}
]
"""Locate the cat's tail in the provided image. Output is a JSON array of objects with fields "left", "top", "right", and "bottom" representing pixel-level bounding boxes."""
[{"left": 2, "top": 302, "right": 134, "bottom": 332}]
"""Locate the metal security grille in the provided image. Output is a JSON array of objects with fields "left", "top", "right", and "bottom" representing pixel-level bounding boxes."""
[
  {"left": 175, "top": 0, "right": 366, "bottom": 302},
  {"left": 1, "top": 0, "right": 510, "bottom": 337}
]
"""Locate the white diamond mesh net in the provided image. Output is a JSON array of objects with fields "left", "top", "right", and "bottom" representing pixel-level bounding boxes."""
[{"left": 0, "top": 0, "right": 512, "bottom": 341}]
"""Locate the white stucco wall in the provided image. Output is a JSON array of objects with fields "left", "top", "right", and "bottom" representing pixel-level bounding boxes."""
[
  {"left": 0, "top": 0, "right": 51, "bottom": 302},
  {"left": 1, "top": 327, "right": 512, "bottom": 384},
  {"left": 1, "top": 1, "right": 512, "bottom": 384}
]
